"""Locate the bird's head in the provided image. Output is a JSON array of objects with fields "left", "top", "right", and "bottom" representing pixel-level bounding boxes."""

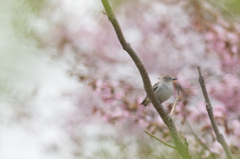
[{"left": 160, "top": 75, "right": 177, "bottom": 84}]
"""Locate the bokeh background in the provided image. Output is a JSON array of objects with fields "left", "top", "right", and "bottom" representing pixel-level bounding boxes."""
[{"left": 1, "top": 0, "right": 240, "bottom": 158}]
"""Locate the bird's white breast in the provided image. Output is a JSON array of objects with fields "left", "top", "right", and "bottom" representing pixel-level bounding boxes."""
[{"left": 155, "top": 82, "right": 173, "bottom": 103}]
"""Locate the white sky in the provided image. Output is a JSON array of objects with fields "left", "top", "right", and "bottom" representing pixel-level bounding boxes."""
[{"left": 0, "top": 0, "right": 92, "bottom": 159}]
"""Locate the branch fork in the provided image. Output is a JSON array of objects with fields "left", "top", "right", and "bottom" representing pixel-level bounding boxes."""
[{"left": 101, "top": 1, "right": 191, "bottom": 158}]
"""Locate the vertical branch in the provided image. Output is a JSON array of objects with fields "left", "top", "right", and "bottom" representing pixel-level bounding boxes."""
[
  {"left": 197, "top": 66, "right": 233, "bottom": 159},
  {"left": 170, "top": 86, "right": 180, "bottom": 116},
  {"left": 101, "top": 0, "right": 192, "bottom": 158}
]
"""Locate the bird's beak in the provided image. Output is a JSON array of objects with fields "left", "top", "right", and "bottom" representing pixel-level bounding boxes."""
[{"left": 172, "top": 78, "right": 177, "bottom": 80}]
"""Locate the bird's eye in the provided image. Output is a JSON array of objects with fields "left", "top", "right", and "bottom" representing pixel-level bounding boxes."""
[{"left": 169, "top": 78, "right": 171, "bottom": 80}]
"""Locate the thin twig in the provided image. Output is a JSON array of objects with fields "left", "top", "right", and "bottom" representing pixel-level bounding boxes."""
[
  {"left": 184, "top": 138, "right": 189, "bottom": 155},
  {"left": 197, "top": 66, "right": 233, "bottom": 159},
  {"left": 144, "top": 130, "right": 176, "bottom": 149},
  {"left": 186, "top": 120, "right": 217, "bottom": 159},
  {"left": 101, "top": 1, "right": 192, "bottom": 158},
  {"left": 170, "top": 86, "right": 180, "bottom": 116}
]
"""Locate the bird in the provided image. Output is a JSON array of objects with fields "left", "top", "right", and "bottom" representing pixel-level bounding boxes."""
[{"left": 140, "top": 75, "right": 177, "bottom": 106}]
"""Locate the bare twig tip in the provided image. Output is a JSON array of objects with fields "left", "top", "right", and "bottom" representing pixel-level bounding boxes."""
[{"left": 197, "top": 66, "right": 202, "bottom": 77}]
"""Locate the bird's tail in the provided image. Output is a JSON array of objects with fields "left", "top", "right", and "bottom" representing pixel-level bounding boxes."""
[{"left": 140, "top": 96, "right": 151, "bottom": 106}]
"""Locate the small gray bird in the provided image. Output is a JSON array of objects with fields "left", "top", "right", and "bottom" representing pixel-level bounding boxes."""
[{"left": 141, "top": 75, "right": 177, "bottom": 106}]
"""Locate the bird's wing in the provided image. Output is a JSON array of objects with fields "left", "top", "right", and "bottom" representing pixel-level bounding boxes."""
[
  {"left": 153, "top": 81, "right": 161, "bottom": 91},
  {"left": 140, "top": 81, "right": 161, "bottom": 106}
]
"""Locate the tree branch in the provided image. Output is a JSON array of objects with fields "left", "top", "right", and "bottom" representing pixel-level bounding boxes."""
[
  {"left": 101, "top": 0, "right": 192, "bottom": 158},
  {"left": 170, "top": 86, "right": 180, "bottom": 116},
  {"left": 144, "top": 130, "right": 176, "bottom": 149},
  {"left": 197, "top": 66, "right": 233, "bottom": 159}
]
